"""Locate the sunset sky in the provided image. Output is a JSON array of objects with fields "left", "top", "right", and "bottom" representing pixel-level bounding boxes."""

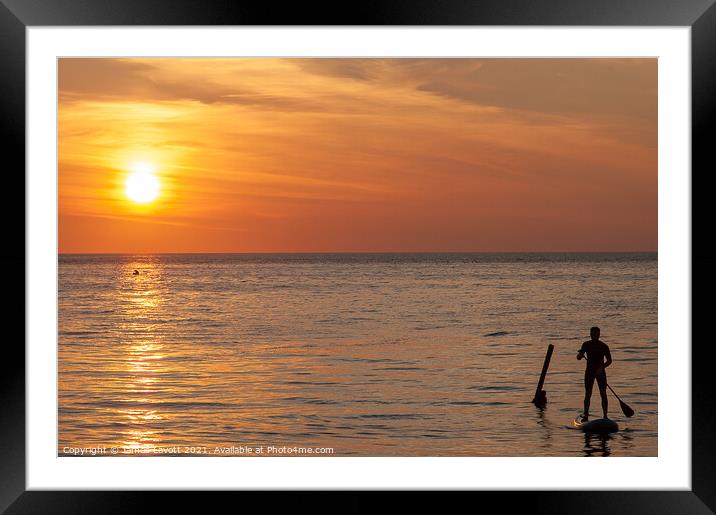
[{"left": 58, "top": 58, "right": 657, "bottom": 253}]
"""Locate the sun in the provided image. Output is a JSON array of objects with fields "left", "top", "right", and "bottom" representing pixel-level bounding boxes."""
[{"left": 125, "top": 163, "right": 160, "bottom": 204}]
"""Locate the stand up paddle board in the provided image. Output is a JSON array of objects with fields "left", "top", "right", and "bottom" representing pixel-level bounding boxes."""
[{"left": 572, "top": 416, "right": 619, "bottom": 434}]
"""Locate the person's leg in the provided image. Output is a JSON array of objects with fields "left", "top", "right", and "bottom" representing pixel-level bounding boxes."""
[
  {"left": 597, "top": 372, "right": 608, "bottom": 419},
  {"left": 583, "top": 370, "right": 595, "bottom": 419}
]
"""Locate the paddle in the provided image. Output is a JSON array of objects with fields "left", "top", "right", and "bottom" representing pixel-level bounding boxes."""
[{"left": 607, "top": 384, "right": 635, "bottom": 418}]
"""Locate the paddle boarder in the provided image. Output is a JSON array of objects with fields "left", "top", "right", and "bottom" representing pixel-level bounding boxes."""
[{"left": 577, "top": 326, "right": 612, "bottom": 421}]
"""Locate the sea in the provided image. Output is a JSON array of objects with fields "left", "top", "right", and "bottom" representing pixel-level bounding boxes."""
[{"left": 58, "top": 253, "right": 657, "bottom": 457}]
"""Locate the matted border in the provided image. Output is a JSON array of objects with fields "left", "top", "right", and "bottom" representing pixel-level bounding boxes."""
[
  {"left": 27, "top": 26, "right": 687, "bottom": 490},
  {"left": 3, "top": 0, "right": 714, "bottom": 512}
]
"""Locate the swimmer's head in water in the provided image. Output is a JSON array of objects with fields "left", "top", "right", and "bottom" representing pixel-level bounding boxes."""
[{"left": 590, "top": 326, "right": 600, "bottom": 340}]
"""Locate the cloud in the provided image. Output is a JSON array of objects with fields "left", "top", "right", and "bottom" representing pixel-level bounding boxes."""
[
  {"left": 415, "top": 59, "right": 656, "bottom": 122},
  {"left": 291, "top": 58, "right": 656, "bottom": 121},
  {"left": 290, "top": 58, "right": 381, "bottom": 81},
  {"left": 58, "top": 59, "right": 156, "bottom": 98},
  {"left": 59, "top": 58, "right": 319, "bottom": 111}
]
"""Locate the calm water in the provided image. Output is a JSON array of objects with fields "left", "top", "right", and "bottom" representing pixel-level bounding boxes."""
[{"left": 58, "top": 253, "right": 657, "bottom": 457}]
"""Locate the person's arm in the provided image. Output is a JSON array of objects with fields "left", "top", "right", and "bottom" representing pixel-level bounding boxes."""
[
  {"left": 577, "top": 342, "right": 586, "bottom": 360},
  {"left": 604, "top": 345, "right": 612, "bottom": 368}
]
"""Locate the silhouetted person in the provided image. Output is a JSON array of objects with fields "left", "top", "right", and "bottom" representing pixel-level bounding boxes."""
[
  {"left": 133, "top": 269, "right": 139, "bottom": 275},
  {"left": 577, "top": 326, "right": 612, "bottom": 421}
]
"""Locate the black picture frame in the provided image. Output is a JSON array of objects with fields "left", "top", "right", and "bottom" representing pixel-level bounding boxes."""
[{"left": 2, "top": 0, "right": 713, "bottom": 512}]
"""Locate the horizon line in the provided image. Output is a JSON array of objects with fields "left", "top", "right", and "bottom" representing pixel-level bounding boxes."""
[{"left": 58, "top": 250, "right": 659, "bottom": 256}]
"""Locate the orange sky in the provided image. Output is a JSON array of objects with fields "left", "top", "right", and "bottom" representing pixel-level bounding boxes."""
[{"left": 58, "top": 58, "right": 657, "bottom": 253}]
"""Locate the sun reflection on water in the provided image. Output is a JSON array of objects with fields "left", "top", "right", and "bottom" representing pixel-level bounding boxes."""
[{"left": 117, "top": 259, "right": 169, "bottom": 452}]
